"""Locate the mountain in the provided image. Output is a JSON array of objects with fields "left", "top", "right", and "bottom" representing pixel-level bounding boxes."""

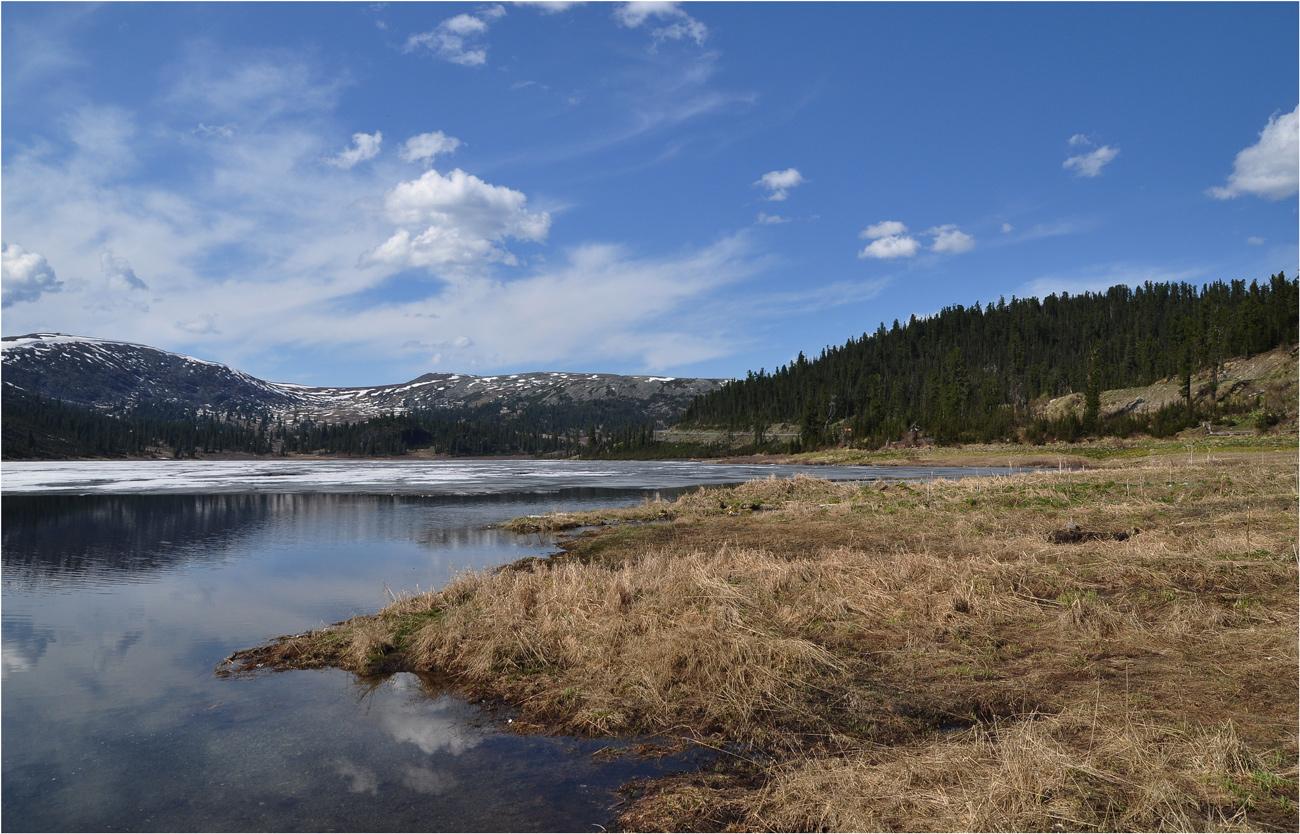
[{"left": 0, "top": 334, "right": 727, "bottom": 426}]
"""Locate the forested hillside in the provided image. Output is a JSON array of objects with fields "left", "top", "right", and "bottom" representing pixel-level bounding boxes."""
[
  {"left": 0, "top": 391, "right": 659, "bottom": 460},
  {"left": 682, "top": 274, "right": 1298, "bottom": 448}
]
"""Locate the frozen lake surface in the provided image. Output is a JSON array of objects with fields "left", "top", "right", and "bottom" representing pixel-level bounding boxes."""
[{"left": 1, "top": 458, "right": 1018, "bottom": 495}]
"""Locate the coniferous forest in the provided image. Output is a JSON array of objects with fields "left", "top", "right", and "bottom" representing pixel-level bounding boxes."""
[
  {"left": 1, "top": 389, "right": 668, "bottom": 460},
  {"left": 681, "top": 274, "right": 1297, "bottom": 449}
]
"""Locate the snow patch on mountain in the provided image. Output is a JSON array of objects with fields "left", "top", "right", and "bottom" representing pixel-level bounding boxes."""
[{"left": 2, "top": 333, "right": 726, "bottom": 425}]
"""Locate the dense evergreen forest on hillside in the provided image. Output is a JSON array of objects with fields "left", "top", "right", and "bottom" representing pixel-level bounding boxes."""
[
  {"left": 0, "top": 389, "right": 666, "bottom": 459},
  {"left": 683, "top": 273, "right": 1298, "bottom": 448}
]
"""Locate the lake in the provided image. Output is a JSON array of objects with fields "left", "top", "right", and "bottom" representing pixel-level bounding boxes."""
[{"left": 1, "top": 459, "right": 1013, "bottom": 831}]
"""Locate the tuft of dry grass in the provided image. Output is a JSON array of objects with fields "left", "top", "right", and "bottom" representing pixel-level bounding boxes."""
[
  {"left": 746, "top": 714, "right": 1296, "bottom": 832},
  {"left": 222, "top": 448, "right": 1298, "bottom": 831},
  {"left": 500, "top": 496, "right": 677, "bottom": 533}
]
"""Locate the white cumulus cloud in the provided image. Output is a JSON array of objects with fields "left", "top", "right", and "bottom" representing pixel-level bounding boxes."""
[
  {"left": 929, "top": 225, "right": 975, "bottom": 254},
  {"left": 756, "top": 212, "right": 789, "bottom": 225},
  {"left": 754, "top": 168, "right": 806, "bottom": 201},
  {"left": 614, "top": 2, "right": 708, "bottom": 46},
  {"left": 1247, "top": 236, "right": 1265, "bottom": 245},
  {"left": 405, "top": 8, "right": 504, "bottom": 66},
  {"left": 1001, "top": 223, "right": 1015, "bottom": 233},
  {"left": 364, "top": 168, "right": 551, "bottom": 270},
  {"left": 1207, "top": 105, "right": 1299, "bottom": 201},
  {"left": 2, "top": 243, "right": 62, "bottom": 307},
  {"left": 328, "top": 131, "right": 383, "bottom": 169},
  {"left": 858, "top": 221, "right": 920, "bottom": 259},
  {"left": 1063, "top": 143, "right": 1119, "bottom": 178},
  {"left": 856, "top": 221, "right": 974, "bottom": 258},
  {"left": 859, "top": 220, "right": 908, "bottom": 240},
  {"left": 858, "top": 235, "right": 921, "bottom": 260},
  {"left": 402, "top": 131, "right": 462, "bottom": 164}
]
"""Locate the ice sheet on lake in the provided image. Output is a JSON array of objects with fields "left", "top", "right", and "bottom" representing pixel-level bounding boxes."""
[{"left": 0, "top": 459, "right": 1010, "bottom": 496}]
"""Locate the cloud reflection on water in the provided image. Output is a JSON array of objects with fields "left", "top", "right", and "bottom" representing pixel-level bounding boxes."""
[
  {"left": 401, "top": 765, "right": 458, "bottom": 795},
  {"left": 335, "top": 759, "right": 380, "bottom": 795},
  {"left": 381, "top": 674, "right": 484, "bottom": 757}
]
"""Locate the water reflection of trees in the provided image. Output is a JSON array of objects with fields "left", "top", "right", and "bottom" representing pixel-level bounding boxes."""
[
  {"left": 1, "top": 494, "right": 281, "bottom": 585},
  {"left": 0, "top": 488, "right": 663, "bottom": 588}
]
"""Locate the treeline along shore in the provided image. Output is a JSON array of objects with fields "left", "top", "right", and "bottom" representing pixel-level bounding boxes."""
[
  {"left": 3, "top": 274, "right": 1296, "bottom": 460},
  {"left": 224, "top": 442, "right": 1298, "bottom": 831}
]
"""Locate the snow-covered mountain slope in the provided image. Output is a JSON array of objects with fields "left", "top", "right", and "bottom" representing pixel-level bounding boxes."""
[{"left": 1, "top": 333, "right": 727, "bottom": 424}]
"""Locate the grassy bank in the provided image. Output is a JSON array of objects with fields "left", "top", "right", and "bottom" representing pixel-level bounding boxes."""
[
  {"left": 223, "top": 445, "right": 1298, "bottom": 831},
  {"left": 781, "top": 431, "right": 1298, "bottom": 468}
]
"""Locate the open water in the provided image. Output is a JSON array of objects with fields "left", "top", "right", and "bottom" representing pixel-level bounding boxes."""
[{"left": 1, "top": 459, "right": 1013, "bottom": 831}]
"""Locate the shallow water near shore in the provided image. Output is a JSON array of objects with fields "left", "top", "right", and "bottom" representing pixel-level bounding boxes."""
[{"left": 2, "top": 460, "right": 1013, "bottom": 831}]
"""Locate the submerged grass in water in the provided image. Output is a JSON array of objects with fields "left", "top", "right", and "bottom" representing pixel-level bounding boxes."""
[{"left": 225, "top": 449, "right": 1299, "bottom": 832}]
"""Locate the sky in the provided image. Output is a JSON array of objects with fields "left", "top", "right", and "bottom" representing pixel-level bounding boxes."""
[{"left": 2, "top": 1, "right": 1297, "bottom": 387}]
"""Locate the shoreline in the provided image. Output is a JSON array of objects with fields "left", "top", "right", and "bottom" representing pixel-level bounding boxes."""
[
  {"left": 222, "top": 445, "right": 1299, "bottom": 831},
  {"left": 7, "top": 429, "right": 1293, "bottom": 467}
]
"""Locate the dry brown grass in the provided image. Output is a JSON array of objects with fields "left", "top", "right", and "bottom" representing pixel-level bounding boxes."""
[
  {"left": 223, "top": 448, "right": 1299, "bottom": 831},
  {"left": 747, "top": 714, "right": 1295, "bottom": 832}
]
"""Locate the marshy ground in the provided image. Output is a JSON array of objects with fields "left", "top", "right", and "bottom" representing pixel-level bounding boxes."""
[{"left": 223, "top": 439, "right": 1298, "bottom": 832}]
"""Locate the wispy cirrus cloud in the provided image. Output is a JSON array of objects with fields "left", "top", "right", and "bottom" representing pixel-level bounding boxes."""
[
  {"left": 516, "top": 1, "right": 583, "bottom": 14},
  {"left": 195, "top": 122, "right": 237, "bottom": 139},
  {"left": 1020, "top": 262, "right": 1206, "bottom": 300},
  {"left": 614, "top": 2, "right": 708, "bottom": 47},
  {"left": 1015, "top": 220, "right": 1082, "bottom": 242},
  {"left": 982, "top": 218, "right": 1086, "bottom": 250},
  {"left": 1207, "top": 105, "right": 1299, "bottom": 201},
  {"left": 100, "top": 250, "right": 148, "bottom": 292},
  {"left": 486, "top": 47, "right": 753, "bottom": 170},
  {"left": 166, "top": 52, "right": 349, "bottom": 126},
  {"left": 339, "top": 233, "right": 767, "bottom": 373}
]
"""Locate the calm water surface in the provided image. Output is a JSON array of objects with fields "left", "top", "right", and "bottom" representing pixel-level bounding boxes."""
[{"left": 2, "top": 460, "right": 1010, "bottom": 831}]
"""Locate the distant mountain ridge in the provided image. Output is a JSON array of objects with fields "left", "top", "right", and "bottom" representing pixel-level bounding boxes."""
[{"left": 1, "top": 333, "right": 727, "bottom": 425}]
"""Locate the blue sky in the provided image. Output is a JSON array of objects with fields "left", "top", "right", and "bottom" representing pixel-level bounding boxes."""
[{"left": 3, "top": 2, "right": 1296, "bottom": 386}]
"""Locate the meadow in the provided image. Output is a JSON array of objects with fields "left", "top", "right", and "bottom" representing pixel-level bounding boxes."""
[{"left": 226, "top": 439, "right": 1298, "bottom": 831}]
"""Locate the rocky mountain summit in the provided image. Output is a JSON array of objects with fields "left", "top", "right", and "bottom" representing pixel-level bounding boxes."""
[{"left": 1, "top": 334, "right": 727, "bottom": 425}]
